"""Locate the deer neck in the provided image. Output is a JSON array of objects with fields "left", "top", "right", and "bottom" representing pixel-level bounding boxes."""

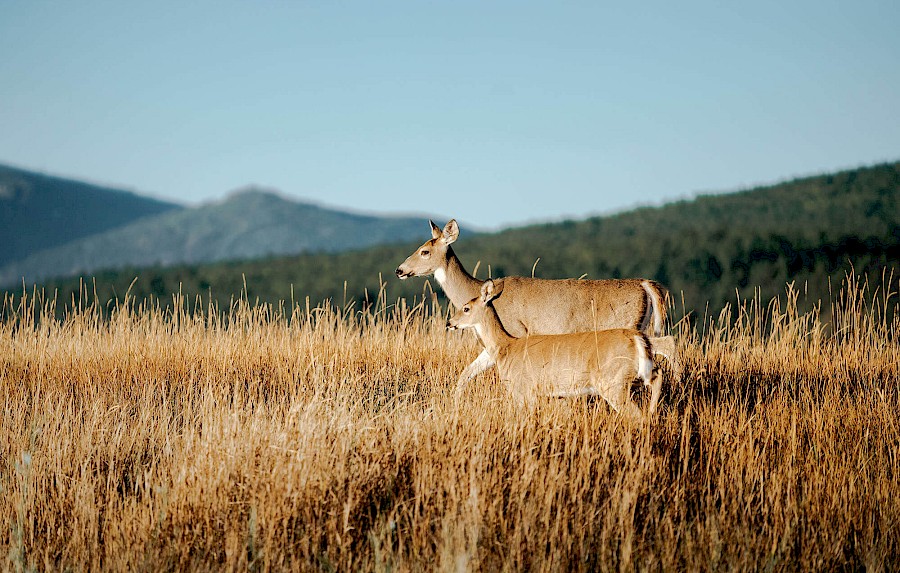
[
  {"left": 475, "top": 304, "right": 515, "bottom": 358},
  {"left": 435, "top": 247, "right": 482, "bottom": 308}
]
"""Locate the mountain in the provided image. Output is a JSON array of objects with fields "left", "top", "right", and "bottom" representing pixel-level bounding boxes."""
[
  {"left": 8, "top": 161, "right": 900, "bottom": 317},
  {"left": 0, "top": 184, "right": 440, "bottom": 287},
  {"left": 0, "top": 163, "right": 182, "bottom": 266}
]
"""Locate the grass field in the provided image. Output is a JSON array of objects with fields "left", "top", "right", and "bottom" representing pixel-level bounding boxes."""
[{"left": 2, "top": 272, "right": 899, "bottom": 571}]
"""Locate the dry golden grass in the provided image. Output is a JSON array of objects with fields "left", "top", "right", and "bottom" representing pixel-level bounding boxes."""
[{"left": 2, "top": 273, "right": 899, "bottom": 572}]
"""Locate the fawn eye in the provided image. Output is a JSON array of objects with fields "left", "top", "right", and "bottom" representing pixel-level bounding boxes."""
[{"left": 463, "top": 307, "right": 470, "bottom": 313}]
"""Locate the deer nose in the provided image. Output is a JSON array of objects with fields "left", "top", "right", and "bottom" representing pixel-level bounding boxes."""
[{"left": 395, "top": 268, "right": 403, "bottom": 277}]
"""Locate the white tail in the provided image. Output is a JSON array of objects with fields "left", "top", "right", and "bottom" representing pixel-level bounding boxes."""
[
  {"left": 635, "top": 334, "right": 663, "bottom": 416},
  {"left": 397, "top": 219, "right": 673, "bottom": 387},
  {"left": 634, "top": 334, "right": 654, "bottom": 382},
  {"left": 641, "top": 280, "right": 666, "bottom": 337},
  {"left": 447, "top": 280, "right": 663, "bottom": 420}
]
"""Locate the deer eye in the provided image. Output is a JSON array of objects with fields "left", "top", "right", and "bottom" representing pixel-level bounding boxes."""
[
  {"left": 420, "top": 249, "right": 430, "bottom": 257},
  {"left": 463, "top": 307, "right": 470, "bottom": 313}
]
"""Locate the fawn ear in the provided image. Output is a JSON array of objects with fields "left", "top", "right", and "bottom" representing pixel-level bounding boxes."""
[
  {"left": 480, "top": 279, "right": 501, "bottom": 303},
  {"left": 442, "top": 219, "right": 459, "bottom": 245},
  {"left": 429, "top": 220, "right": 442, "bottom": 239},
  {"left": 491, "top": 278, "right": 504, "bottom": 299},
  {"left": 480, "top": 280, "right": 493, "bottom": 304}
]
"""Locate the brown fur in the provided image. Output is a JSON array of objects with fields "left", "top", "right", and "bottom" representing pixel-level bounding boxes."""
[{"left": 448, "top": 280, "right": 662, "bottom": 419}]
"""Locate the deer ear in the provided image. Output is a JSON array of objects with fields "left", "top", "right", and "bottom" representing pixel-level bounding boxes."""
[
  {"left": 429, "top": 220, "right": 442, "bottom": 239},
  {"left": 442, "top": 219, "right": 459, "bottom": 245},
  {"left": 480, "top": 279, "right": 495, "bottom": 303},
  {"left": 487, "top": 278, "right": 504, "bottom": 301}
]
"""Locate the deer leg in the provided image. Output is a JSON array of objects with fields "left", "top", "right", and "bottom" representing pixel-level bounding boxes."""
[
  {"left": 598, "top": 369, "right": 644, "bottom": 422},
  {"left": 455, "top": 349, "right": 495, "bottom": 393},
  {"left": 604, "top": 390, "right": 643, "bottom": 422},
  {"left": 619, "top": 400, "right": 644, "bottom": 422},
  {"left": 646, "top": 371, "right": 663, "bottom": 416}
]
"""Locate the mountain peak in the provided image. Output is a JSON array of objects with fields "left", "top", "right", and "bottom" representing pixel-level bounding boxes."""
[
  {"left": 220, "top": 186, "right": 326, "bottom": 212},
  {"left": 224, "top": 185, "right": 285, "bottom": 200}
]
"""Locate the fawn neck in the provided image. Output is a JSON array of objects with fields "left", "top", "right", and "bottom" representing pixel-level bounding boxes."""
[{"left": 475, "top": 303, "right": 516, "bottom": 357}]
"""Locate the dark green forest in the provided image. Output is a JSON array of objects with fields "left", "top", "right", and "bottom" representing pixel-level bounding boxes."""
[{"left": 7, "top": 161, "right": 899, "bottom": 322}]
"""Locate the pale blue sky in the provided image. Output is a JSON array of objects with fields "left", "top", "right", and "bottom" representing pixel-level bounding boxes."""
[{"left": 1, "top": 1, "right": 898, "bottom": 229}]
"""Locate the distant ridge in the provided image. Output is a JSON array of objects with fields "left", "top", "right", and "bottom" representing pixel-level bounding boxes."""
[
  {"left": 15, "top": 160, "right": 897, "bottom": 316},
  {"left": 0, "top": 163, "right": 182, "bottom": 266},
  {"left": 465, "top": 160, "right": 900, "bottom": 313},
  {"left": 0, "top": 174, "right": 440, "bottom": 286}
]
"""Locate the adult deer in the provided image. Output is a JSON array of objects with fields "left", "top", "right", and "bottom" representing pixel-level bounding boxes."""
[
  {"left": 396, "top": 219, "right": 676, "bottom": 389},
  {"left": 447, "top": 280, "right": 662, "bottom": 419}
]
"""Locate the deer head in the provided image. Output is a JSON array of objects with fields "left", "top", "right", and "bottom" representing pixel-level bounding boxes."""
[{"left": 395, "top": 219, "right": 459, "bottom": 280}]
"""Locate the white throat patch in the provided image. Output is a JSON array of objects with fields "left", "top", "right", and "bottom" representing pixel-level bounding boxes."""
[{"left": 434, "top": 268, "right": 447, "bottom": 285}]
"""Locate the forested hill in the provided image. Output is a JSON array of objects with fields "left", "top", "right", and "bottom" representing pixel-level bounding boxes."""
[
  {"left": 11, "top": 161, "right": 900, "bottom": 318},
  {"left": 472, "top": 160, "right": 900, "bottom": 313}
]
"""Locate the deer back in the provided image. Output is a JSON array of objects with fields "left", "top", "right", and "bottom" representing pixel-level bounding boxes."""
[{"left": 491, "top": 277, "right": 660, "bottom": 337}]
